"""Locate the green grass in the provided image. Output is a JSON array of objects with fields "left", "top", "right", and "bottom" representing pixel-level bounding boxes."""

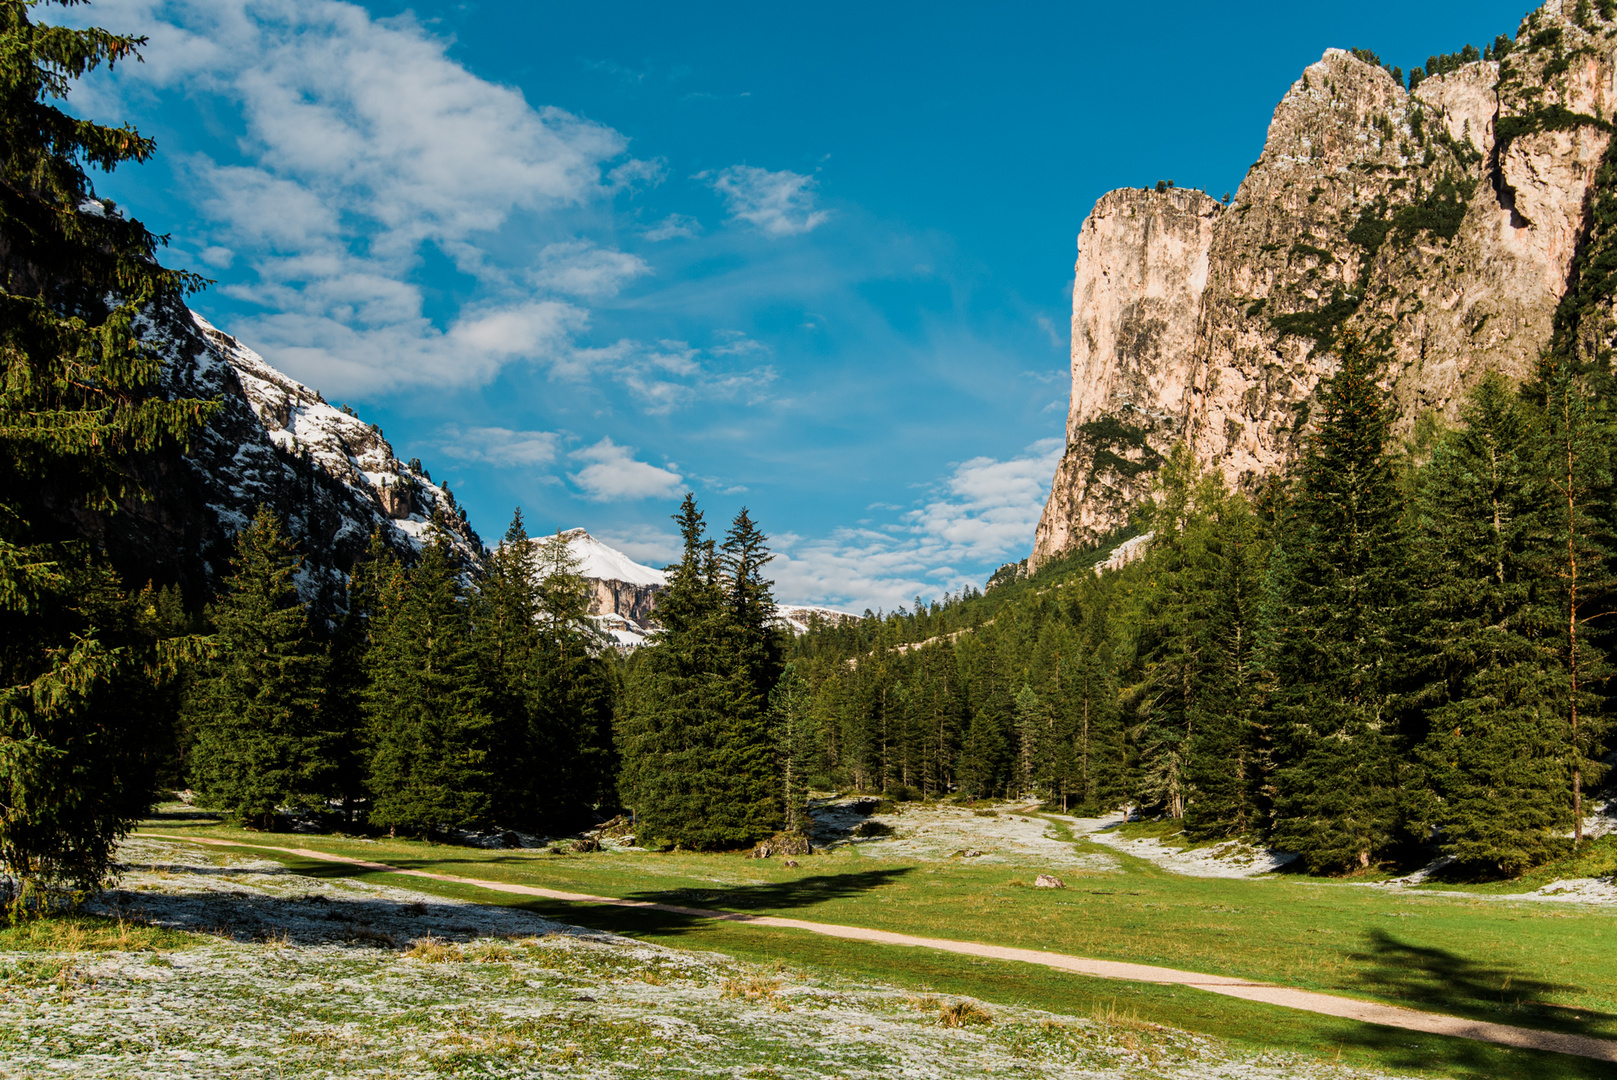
[
  {"left": 0, "top": 911, "right": 198, "bottom": 954},
  {"left": 132, "top": 808, "right": 1617, "bottom": 1079}
]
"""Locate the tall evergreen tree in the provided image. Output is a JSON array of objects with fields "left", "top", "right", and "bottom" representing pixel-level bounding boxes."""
[
  {"left": 186, "top": 507, "right": 331, "bottom": 827},
  {"left": 619, "top": 496, "right": 781, "bottom": 848},
  {"left": 1414, "top": 374, "right": 1568, "bottom": 872},
  {"left": 1523, "top": 355, "right": 1614, "bottom": 845},
  {"left": 770, "top": 664, "right": 816, "bottom": 835},
  {"left": 1267, "top": 331, "right": 1413, "bottom": 872},
  {"left": 0, "top": 0, "right": 214, "bottom": 902},
  {"left": 532, "top": 526, "right": 617, "bottom": 823},
  {"left": 1184, "top": 494, "right": 1266, "bottom": 840},
  {"left": 363, "top": 533, "right": 496, "bottom": 836}
]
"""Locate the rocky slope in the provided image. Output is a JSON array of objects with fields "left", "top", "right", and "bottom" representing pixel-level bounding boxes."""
[
  {"left": 1032, "top": 0, "right": 1617, "bottom": 568},
  {"left": 72, "top": 294, "right": 482, "bottom": 613}
]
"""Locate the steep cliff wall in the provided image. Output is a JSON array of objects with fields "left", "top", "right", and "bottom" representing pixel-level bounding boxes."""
[{"left": 1033, "top": 0, "right": 1617, "bottom": 568}]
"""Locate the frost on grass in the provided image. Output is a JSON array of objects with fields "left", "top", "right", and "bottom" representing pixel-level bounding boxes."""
[
  {"left": 0, "top": 838, "right": 1411, "bottom": 1079},
  {"left": 816, "top": 800, "right": 1120, "bottom": 872}
]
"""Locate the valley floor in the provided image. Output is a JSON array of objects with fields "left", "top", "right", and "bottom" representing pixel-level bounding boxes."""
[
  {"left": 3, "top": 801, "right": 1614, "bottom": 1079},
  {"left": 4, "top": 837, "right": 1400, "bottom": 1080}
]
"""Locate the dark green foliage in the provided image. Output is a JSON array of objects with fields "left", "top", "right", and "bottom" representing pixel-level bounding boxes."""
[
  {"left": 1493, "top": 107, "right": 1610, "bottom": 160},
  {"left": 362, "top": 534, "right": 497, "bottom": 836},
  {"left": 0, "top": 0, "right": 215, "bottom": 904},
  {"left": 1078, "top": 415, "right": 1164, "bottom": 478},
  {"left": 1412, "top": 376, "right": 1569, "bottom": 873},
  {"left": 1184, "top": 497, "right": 1268, "bottom": 841},
  {"left": 1266, "top": 332, "right": 1412, "bottom": 873},
  {"left": 619, "top": 496, "right": 782, "bottom": 850},
  {"left": 1268, "top": 288, "right": 1363, "bottom": 352},
  {"left": 1288, "top": 242, "right": 1334, "bottom": 264},
  {"left": 186, "top": 507, "right": 332, "bottom": 827}
]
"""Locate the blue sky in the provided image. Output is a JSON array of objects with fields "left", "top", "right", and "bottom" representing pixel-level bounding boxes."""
[{"left": 68, "top": 0, "right": 1529, "bottom": 610}]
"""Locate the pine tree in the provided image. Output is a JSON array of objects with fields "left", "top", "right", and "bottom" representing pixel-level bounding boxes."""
[
  {"left": 363, "top": 533, "right": 497, "bottom": 836},
  {"left": 0, "top": 1, "right": 215, "bottom": 903},
  {"left": 186, "top": 507, "right": 331, "bottom": 827},
  {"left": 1267, "top": 331, "right": 1413, "bottom": 873},
  {"left": 531, "top": 525, "right": 616, "bottom": 824},
  {"left": 478, "top": 510, "right": 542, "bottom": 826},
  {"left": 1523, "top": 355, "right": 1614, "bottom": 846},
  {"left": 1184, "top": 495, "right": 1266, "bottom": 840},
  {"left": 771, "top": 664, "right": 816, "bottom": 835},
  {"left": 1414, "top": 374, "right": 1568, "bottom": 872},
  {"left": 619, "top": 497, "right": 781, "bottom": 849},
  {"left": 1134, "top": 445, "right": 1220, "bottom": 819},
  {"left": 325, "top": 529, "right": 400, "bottom": 821}
]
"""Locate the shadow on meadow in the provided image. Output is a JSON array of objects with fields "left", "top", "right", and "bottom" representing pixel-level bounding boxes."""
[{"left": 1335, "top": 929, "right": 1617, "bottom": 1078}]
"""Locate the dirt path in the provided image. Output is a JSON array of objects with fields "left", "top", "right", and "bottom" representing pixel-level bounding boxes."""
[{"left": 140, "top": 833, "right": 1617, "bottom": 1064}]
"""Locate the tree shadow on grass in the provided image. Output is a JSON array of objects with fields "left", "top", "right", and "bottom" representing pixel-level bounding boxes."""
[{"left": 1332, "top": 929, "right": 1617, "bottom": 1078}]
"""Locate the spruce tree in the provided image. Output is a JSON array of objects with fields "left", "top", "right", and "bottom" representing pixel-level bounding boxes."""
[
  {"left": 0, "top": 0, "right": 214, "bottom": 902},
  {"left": 1414, "top": 374, "right": 1568, "bottom": 872},
  {"left": 1184, "top": 495, "right": 1266, "bottom": 840},
  {"left": 363, "top": 532, "right": 497, "bottom": 836},
  {"left": 1522, "top": 355, "right": 1614, "bottom": 845},
  {"left": 532, "top": 525, "right": 617, "bottom": 824},
  {"left": 186, "top": 507, "right": 331, "bottom": 827},
  {"left": 619, "top": 496, "right": 781, "bottom": 849},
  {"left": 771, "top": 664, "right": 816, "bottom": 835},
  {"left": 1267, "top": 331, "right": 1413, "bottom": 873}
]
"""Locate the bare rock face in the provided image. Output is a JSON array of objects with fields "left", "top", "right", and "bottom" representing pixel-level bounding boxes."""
[
  {"left": 69, "top": 295, "right": 482, "bottom": 614},
  {"left": 1031, "top": 187, "right": 1221, "bottom": 563},
  {"left": 1032, "top": 0, "right": 1617, "bottom": 568}
]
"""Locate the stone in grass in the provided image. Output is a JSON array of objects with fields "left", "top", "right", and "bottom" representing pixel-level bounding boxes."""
[
  {"left": 1034, "top": 874, "right": 1066, "bottom": 889},
  {"left": 569, "top": 836, "right": 601, "bottom": 854},
  {"left": 951, "top": 848, "right": 985, "bottom": 859}
]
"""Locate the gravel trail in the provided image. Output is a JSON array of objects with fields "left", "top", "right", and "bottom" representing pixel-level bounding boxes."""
[{"left": 142, "top": 833, "right": 1617, "bottom": 1065}]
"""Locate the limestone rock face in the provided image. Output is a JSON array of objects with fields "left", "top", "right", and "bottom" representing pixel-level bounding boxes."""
[
  {"left": 1032, "top": 187, "right": 1221, "bottom": 563},
  {"left": 1033, "top": 0, "right": 1617, "bottom": 568}
]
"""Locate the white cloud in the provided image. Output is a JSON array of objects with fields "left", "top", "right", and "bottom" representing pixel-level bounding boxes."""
[
  {"left": 570, "top": 438, "right": 685, "bottom": 501},
  {"left": 529, "top": 241, "right": 650, "bottom": 299},
  {"left": 608, "top": 157, "right": 667, "bottom": 193},
  {"left": 76, "top": 0, "right": 641, "bottom": 396},
  {"left": 640, "top": 213, "right": 701, "bottom": 241},
  {"left": 705, "top": 165, "right": 831, "bottom": 237},
  {"left": 435, "top": 425, "right": 562, "bottom": 468},
  {"left": 594, "top": 525, "right": 682, "bottom": 567},
  {"left": 767, "top": 439, "right": 1064, "bottom": 610}
]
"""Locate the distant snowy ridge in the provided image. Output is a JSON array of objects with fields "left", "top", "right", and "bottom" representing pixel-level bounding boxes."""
[{"left": 531, "top": 530, "right": 857, "bottom": 649}]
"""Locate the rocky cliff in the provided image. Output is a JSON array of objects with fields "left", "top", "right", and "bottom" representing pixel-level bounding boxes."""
[
  {"left": 1032, "top": 0, "right": 1617, "bottom": 568},
  {"left": 67, "top": 293, "right": 482, "bottom": 614}
]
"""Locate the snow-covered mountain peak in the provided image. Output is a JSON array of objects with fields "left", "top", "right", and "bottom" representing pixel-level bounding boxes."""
[{"left": 544, "top": 528, "right": 668, "bottom": 587}]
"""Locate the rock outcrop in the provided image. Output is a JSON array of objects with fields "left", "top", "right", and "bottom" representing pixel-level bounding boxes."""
[
  {"left": 1033, "top": 0, "right": 1617, "bottom": 568},
  {"left": 66, "top": 295, "right": 482, "bottom": 613}
]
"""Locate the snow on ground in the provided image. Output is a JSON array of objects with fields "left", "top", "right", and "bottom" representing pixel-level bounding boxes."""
[
  {"left": 0, "top": 838, "right": 1412, "bottom": 1079},
  {"left": 1079, "top": 819, "right": 1302, "bottom": 879},
  {"left": 812, "top": 800, "right": 1120, "bottom": 872}
]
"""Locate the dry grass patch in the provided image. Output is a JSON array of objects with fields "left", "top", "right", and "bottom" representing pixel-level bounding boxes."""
[
  {"left": 937, "top": 1000, "right": 993, "bottom": 1027},
  {"left": 403, "top": 936, "right": 464, "bottom": 963}
]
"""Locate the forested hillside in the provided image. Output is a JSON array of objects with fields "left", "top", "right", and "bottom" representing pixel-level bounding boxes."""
[{"left": 786, "top": 329, "right": 1615, "bottom": 876}]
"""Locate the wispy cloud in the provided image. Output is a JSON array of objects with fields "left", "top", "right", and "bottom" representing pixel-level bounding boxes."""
[
  {"left": 640, "top": 213, "right": 702, "bottom": 241},
  {"left": 704, "top": 165, "right": 831, "bottom": 237},
  {"left": 436, "top": 425, "right": 563, "bottom": 468},
  {"left": 570, "top": 438, "right": 684, "bottom": 501},
  {"left": 767, "top": 439, "right": 1064, "bottom": 610}
]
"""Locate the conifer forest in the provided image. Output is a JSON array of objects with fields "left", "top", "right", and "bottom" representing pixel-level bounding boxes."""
[{"left": 3, "top": 0, "right": 1616, "bottom": 917}]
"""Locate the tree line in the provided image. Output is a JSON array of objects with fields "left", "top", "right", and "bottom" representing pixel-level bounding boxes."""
[{"left": 783, "top": 331, "right": 1614, "bottom": 877}]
